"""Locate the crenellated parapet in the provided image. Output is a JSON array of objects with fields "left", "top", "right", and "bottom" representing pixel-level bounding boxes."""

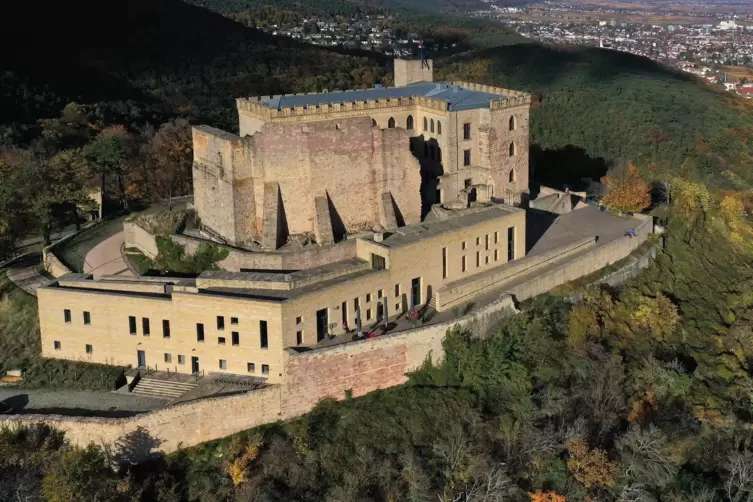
[{"left": 237, "top": 95, "right": 451, "bottom": 123}]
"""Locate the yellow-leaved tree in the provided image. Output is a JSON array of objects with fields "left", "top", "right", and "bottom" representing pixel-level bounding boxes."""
[{"left": 600, "top": 162, "right": 651, "bottom": 213}]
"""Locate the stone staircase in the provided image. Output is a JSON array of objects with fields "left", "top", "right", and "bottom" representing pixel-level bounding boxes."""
[{"left": 131, "top": 377, "right": 198, "bottom": 399}]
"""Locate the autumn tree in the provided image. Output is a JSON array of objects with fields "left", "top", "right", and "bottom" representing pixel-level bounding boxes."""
[
  {"left": 143, "top": 118, "right": 193, "bottom": 209},
  {"left": 600, "top": 162, "right": 651, "bottom": 213},
  {"left": 528, "top": 491, "right": 566, "bottom": 502},
  {"left": 84, "top": 125, "right": 136, "bottom": 209},
  {"left": 565, "top": 439, "right": 619, "bottom": 489}
]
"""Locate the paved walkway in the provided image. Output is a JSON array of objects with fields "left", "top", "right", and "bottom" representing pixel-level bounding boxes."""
[
  {"left": 5, "top": 254, "right": 50, "bottom": 295},
  {"left": 0, "top": 389, "right": 166, "bottom": 417},
  {"left": 84, "top": 230, "right": 135, "bottom": 279}
]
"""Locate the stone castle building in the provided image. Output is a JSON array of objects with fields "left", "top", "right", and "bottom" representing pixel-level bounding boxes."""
[
  {"left": 193, "top": 59, "right": 531, "bottom": 249},
  {"left": 35, "top": 59, "right": 590, "bottom": 383}
]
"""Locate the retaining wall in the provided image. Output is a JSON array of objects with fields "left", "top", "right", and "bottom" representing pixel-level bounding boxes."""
[{"left": 43, "top": 220, "right": 104, "bottom": 278}]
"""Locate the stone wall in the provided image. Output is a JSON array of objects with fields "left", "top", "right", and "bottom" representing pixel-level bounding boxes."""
[
  {"left": 192, "top": 119, "right": 422, "bottom": 247},
  {"left": 123, "top": 222, "right": 159, "bottom": 258},
  {"left": 43, "top": 220, "right": 105, "bottom": 279}
]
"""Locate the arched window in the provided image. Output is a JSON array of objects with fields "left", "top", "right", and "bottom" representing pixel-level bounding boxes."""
[
  {"left": 509, "top": 169, "right": 515, "bottom": 183},
  {"left": 437, "top": 121, "right": 442, "bottom": 135},
  {"left": 509, "top": 142, "right": 515, "bottom": 157},
  {"left": 430, "top": 119, "right": 435, "bottom": 133},
  {"left": 406, "top": 115, "right": 414, "bottom": 130},
  {"left": 509, "top": 116, "right": 516, "bottom": 131},
  {"left": 372, "top": 119, "right": 377, "bottom": 127},
  {"left": 423, "top": 117, "right": 428, "bottom": 131},
  {"left": 388, "top": 117, "right": 395, "bottom": 129}
]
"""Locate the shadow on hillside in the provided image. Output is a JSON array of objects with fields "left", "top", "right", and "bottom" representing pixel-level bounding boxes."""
[{"left": 531, "top": 144, "right": 609, "bottom": 192}]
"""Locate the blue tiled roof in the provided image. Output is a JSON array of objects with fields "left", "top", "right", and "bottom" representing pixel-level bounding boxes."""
[{"left": 259, "top": 82, "right": 508, "bottom": 112}]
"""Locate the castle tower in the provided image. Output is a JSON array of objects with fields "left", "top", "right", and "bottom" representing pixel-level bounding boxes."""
[{"left": 394, "top": 58, "right": 433, "bottom": 87}]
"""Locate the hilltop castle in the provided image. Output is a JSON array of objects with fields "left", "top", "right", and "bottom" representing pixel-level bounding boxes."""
[{"left": 192, "top": 58, "right": 531, "bottom": 249}]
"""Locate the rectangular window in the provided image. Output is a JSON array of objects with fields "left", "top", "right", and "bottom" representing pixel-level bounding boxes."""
[
  {"left": 296, "top": 316, "right": 302, "bottom": 324},
  {"left": 83, "top": 311, "right": 91, "bottom": 325},
  {"left": 296, "top": 331, "right": 303, "bottom": 345},
  {"left": 164, "top": 353, "right": 171, "bottom": 363},
  {"left": 178, "top": 355, "right": 185, "bottom": 365},
  {"left": 232, "top": 332, "right": 239, "bottom": 346},
  {"left": 395, "top": 303, "right": 400, "bottom": 311},
  {"left": 85, "top": 344, "right": 93, "bottom": 354},
  {"left": 247, "top": 362, "right": 255, "bottom": 373},
  {"left": 162, "top": 319, "right": 170, "bottom": 338},
  {"left": 231, "top": 317, "right": 239, "bottom": 325},
  {"left": 394, "top": 284, "right": 400, "bottom": 297},
  {"left": 354, "top": 297, "right": 360, "bottom": 310},
  {"left": 217, "top": 316, "right": 225, "bottom": 331},
  {"left": 476, "top": 251, "right": 480, "bottom": 268},
  {"left": 197, "top": 323, "right": 205, "bottom": 342},
  {"left": 485, "top": 256, "right": 489, "bottom": 265},
  {"left": 260, "top": 321, "right": 268, "bottom": 349},
  {"left": 366, "top": 309, "right": 372, "bottom": 321},
  {"left": 371, "top": 253, "right": 386, "bottom": 270},
  {"left": 218, "top": 337, "right": 226, "bottom": 345},
  {"left": 494, "top": 231, "right": 499, "bottom": 244},
  {"left": 476, "top": 236, "right": 480, "bottom": 246},
  {"left": 463, "top": 123, "right": 471, "bottom": 140},
  {"left": 129, "top": 316, "right": 137, "bottom": 335},
  {"left": 464, "top": 150, "right": 471, "bottom": 166},
  {"left": 366, "top": 293, "right": 371, "bottom": 303},
  {"left": 442, "top": 247, "right": 448, "bottom": 279},
  {"left": 378, "top": 289, "right": 383, "bottom": 299},
  {"left": 219, "top": 359, "right": 227, "bottom": 370},
  {"left": 462, "top": 256, "right": 467, "bottom": 273},
  {"left": 508, "top": 227, "right": 515, "bottom": 261},
  {"left": 142, "top": 318, "right": 150, "bottom": 336},
  {"left": 342, "top": 301, "right": 347, "bottom": 326},
  {"left": 461, "top": 241, "right": 467, "bottom": 250},
  {"left": 64, "top": 309, "right": 71, "bottom": 323},
  {"left": 54, "top": 340, "right": 61, "bottom": 350},
  {"left": 464, "top": 178, "right": 472, "bottom": 189},
  {"left": 495, "top": 249, "right": 499, "bottom": 261},
  {"left": 485, "top": 234, "right": 489, "bottom": 251},
  {"left": 262, "top": 364, "right": 270, "bottom": 375}
]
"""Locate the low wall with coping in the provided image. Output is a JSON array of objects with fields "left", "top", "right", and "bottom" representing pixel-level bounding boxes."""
[
  {"left": 123, "top": 222, "right": 159, "bottom": 258},
  {"left": 43, "top": 220, "right": 105, "bottom": 278}
]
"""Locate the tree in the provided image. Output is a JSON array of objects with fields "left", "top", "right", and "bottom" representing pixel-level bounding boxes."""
[
  {"left": 565, "top": 439, "right": 619, "bottom": 489},
  {"left": 144, "top": 118, "right": 193, "bottom": 209},
  {"left": 528, "top": 492, "right": 566, "bottom": 502},
  {"left": 83, "top": 125, "right": 136, "bottom": 210},
  {"left": 600, "top": 163, "right": 651, "bottom": 213}
]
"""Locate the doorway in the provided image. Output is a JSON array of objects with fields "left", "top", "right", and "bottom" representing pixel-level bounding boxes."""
[
  {"left": 411, "top": 277, "right": 421, "bottom": 309},
  {"left": 137, "top": 350, "right": 146, "bottom": 369},
  {"left": 191, "top": 356, "right": 200, "bottom": 375},
  {"left": 316, "top": 308, "right": 328, "bottom": 342}
]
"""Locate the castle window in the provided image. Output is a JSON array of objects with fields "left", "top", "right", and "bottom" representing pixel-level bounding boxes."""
[
  {"left": 509, "top": 170, "right": 515, "bottom": 183},
  {"left": 248, "top": 363, "right": 255, "bottom": 373},
  {"left": 163, "top": 319, "right": 171, "bottom": 338},
  {"left": 296, "top": 331, "right": 303, "bottom": 345},
  {"left": 178, "top": 355, "right": 185, "bottom": 365},
  {"left": 164, "top": 353, "right": 171, "bottom": 363},
  {"left": 129, "top": 316, "right": 137, "bottom": 335},
  {"left": 509, "top": 142, "right": 516, "bottom": 156},
  {"left": 430, "top": 119, "right": 435, "bottom": 133},
  {"left": 395, "top": 284, "right": 400, "bottom": 297},
  {"left": 197, "top": 323, "right": 205, "bottom": 342},
  {"left": 406, "top": 115, "right": 414, "bottom": 130},
  {"left": 463, "top": 123, "right": 471, "bottom": 140},
  {"left": 232, "top": 332, "right": 239, "bottom": 346},
  {"left": 464, "top": 150, "right": 472, "bottom": 166},
  {"left": 64, "top": 309, "right": 71, "bottom": 323},
  {"left": 260, "top": 320, "right": 268, "bottom": 349},
  {"left": 423, "top": 117, "right": 428, "bottom": 131},
  {"left": 217, "top": 316, "right": 225, "bottom": 331},
  {"left": 231, "top": 317, "right": 239, "bottom": 325},
  {"left": 218, "top": 337, "right": 226, "bottom": 345},
  {"left": 462, "top": 256, "right": 467, "bottom": 273},
  {"left": 219, "top": 359, "right": 227, "bottom": 370},
  {"left": 509, "top": 116, "right": 516, "bottom": 131},
  {"left": 372, "top": 119, "right": 377, "bottom": 127},
  {"left": 388, "top": 117, "right": 395, "bottom": 128},
  {"left": 437, "top": 121, "right": 442, "bottom": 135},
  {"left": 83, "top": 311, "right": 91, "bottom": 325},
  {"left": 86, "top": 344, "right": 93, "bottom": 354},
  {"left": 142, "top": 318, "right": 150, "bottom": 336},
  {"left": 262, "top": 364, "right": 270, "bottom": 375},
  {"left": 54, "top": 341, "right": 61, "bottom": 351}
]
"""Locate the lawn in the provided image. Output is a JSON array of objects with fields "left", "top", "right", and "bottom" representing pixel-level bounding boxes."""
[{"left": 0, "top": 271, "right": 125, "bottom": 390}]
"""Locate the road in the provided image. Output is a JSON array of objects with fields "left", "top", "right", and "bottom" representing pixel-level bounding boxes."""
[
  {"left": 83, "top": 230, "right": 135, "bottom": 279},
  {"left": 0, "top": 388, "right": 166, "bottom": 417}
]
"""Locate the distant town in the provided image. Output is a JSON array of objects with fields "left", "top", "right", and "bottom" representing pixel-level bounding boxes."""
[{"left": 244, "top": 1, "right": 753, "bottom": 98}]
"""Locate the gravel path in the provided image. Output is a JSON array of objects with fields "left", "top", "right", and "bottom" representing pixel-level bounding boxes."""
[
  {"left": 5, "top": 254, "right": 50, "bottom": 296},
  {"left": 83, "top": 230, "right": 135, "bottom": 279},
  {"left": 0, "top": 389, "right": 167, "bottom": 417}
]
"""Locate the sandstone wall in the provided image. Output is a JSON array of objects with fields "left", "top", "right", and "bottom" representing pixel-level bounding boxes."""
[
  {"left": 123, "top": 222, "right": 159, "bottom": 258},
  {"left": 43, "top": 220, "right": 105, "bottom": 279}
]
